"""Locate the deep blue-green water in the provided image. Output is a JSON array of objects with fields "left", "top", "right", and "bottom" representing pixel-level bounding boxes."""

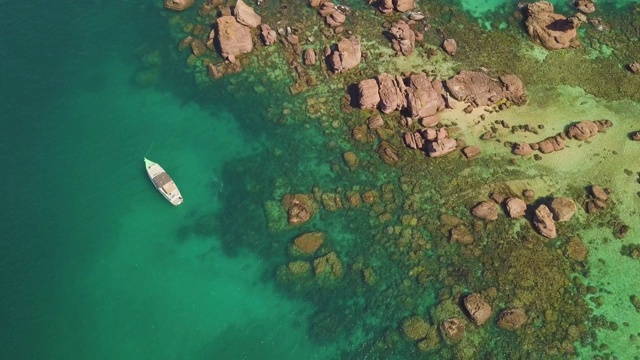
[{"left": 0, "top": 1, "right": 333, "bottom": 359}]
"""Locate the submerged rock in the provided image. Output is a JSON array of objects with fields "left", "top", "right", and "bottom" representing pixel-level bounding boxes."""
[
  {"left": 525, "top": 1, "right": 579, "bottom": 50},
  {"left": 288, "top": 260, "right": 311, "bottom": 275},
  {"left": 566, "top": 236, "right": 588, "bottom": 261},
  {"left": 497, "top": 308, "right": 528, "bottom": 330},
  {"left": 464, "top": 293, "right": 492, "bottom": 325},
  {"left": 313, "top": 252, "right": 343, "bottom": 278},
  {"left": 441, "top": 318, "right": 465, "bottom": 341},
  {"left": 449, "top": 225, "right": 474, "bottom": 244},
  {"left": 533, "top": 204, "right": 557, "bottom": 238},
  {"left": 402, "top": 316, "right": 430, "bottom": 340},
  {"left": 293, "top": 232, "right": 325, "bottom": 254}
]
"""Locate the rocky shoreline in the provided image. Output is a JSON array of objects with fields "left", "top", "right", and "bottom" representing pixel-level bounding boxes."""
[{"left": 160, "top": 0, "right": 640, "bottom": 358}]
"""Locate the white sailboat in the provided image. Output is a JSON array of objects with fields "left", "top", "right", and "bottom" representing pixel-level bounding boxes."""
[{"left": 144, "top": 158, "right": 183, "bottom": 206}]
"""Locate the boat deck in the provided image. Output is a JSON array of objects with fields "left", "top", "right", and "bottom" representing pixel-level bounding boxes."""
[{"left": 151, "top": 172, "right": 173, "bottom": 188}]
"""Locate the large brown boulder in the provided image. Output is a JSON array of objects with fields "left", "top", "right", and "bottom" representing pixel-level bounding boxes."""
[
  {"left": 358, "top": 79, "right": 381, "bottom": 110},
  {"left": 293, "top": 232, "right": 325, "bottom": 254},
  {"left": 497, "top": 308, "right": 528, "bottom": 330},
  {"left": 471, "top": 201, "right": 498, "bottom": 221},
  {"left": 525, "top": 1, "right": 579, "bottom": 50},
  {"left": 505, "top": 197, "right": 527, "bottom": 218},
  {"left": 328, "top": 37, "right": 362, "bottom": 73},
  {"left": 533, "top": 204, "right": 557, "bottom": 238},
  {"left": 630, "top": 63, "right": 640, "bottom": 74},
  {"left": 549, "top": 197, "right": 576, "bottom": 222},
  {"left": 377, "top": 74, "right": 405, "bottom": 114},
  {"left": 389, "top": 21, "right": 415, "bottom": 56},
  {"left": 234, "top": 0, "right": 261, "bottom": 28},
  {"left": 406, "top": 73, "right": 444, "bottom": 119},
  {"left": 445, "top": 71, "right": 526, "bottom": 107},
  {"left": 217, "top": 16, "right": 253, "bottom": 62},
  {"left": 164, "top": 0, "right": 195, "bottom": 11},
  {"left": 394, "top": 0, "right": 414, "bottom": 12},
  {"left": 464, "top": 293, "right": 492, "bottom": 325}
]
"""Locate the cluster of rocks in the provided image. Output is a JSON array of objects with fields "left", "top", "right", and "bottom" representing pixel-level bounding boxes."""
[
  {"left": 585, "top": 185, "right": 610, "bottom": 214},
  {"left": 574, "top": 0, "right": 596, "bottom": 14},
  {"left": 285, "top": 231, "right": 343, "bottom": 279},
  {"left": 524, "top": 1, "right": 582, "bottom": 50},
  {"left": 309, "top": 0, "right": 349, "bottom": 28},
  {"left": 403, "top": 127, "right": 458, "bottom": 157},
  {"left": 358, "top": 70, "right": 526, "bottom": 120},
  {"left": 452, "top": 294, "right": 526, "bottom": 339},
  {"left": 511, "top": 119, "right": 612, "bottom": 156},
  {"left": 282, "top": 194, "right": 317, "bottom": 225},
  {"left": 389, "top": 21, "right": 416, "bottom": 56},
  {"left": 471, "top": 194, "right": 576, "bottom": 239},
  {"left": 378, "top": 0, "right": 414, "bottom": 14}
]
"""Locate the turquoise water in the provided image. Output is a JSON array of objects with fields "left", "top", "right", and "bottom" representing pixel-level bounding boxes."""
[
  {"left": 3, "top": 0, "right": 640, "bottom": 359},
  {"left": 0, "top": 1, "right": 332, "bottom": 359}
]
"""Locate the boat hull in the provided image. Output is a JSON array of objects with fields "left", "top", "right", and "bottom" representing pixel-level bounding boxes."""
[{"left": 144, "top": 158, "right": 183, "bottom": 206}]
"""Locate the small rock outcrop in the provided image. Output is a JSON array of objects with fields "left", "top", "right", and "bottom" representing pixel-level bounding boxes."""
[
  {"left": 442, "top": 38, "right": 457, "bottom": 56},
  {"left": 260, "top": 24, "right": 277, "bottom": 45},
  {"left": 217, "top": 16, "right": 253, "bottom": 62},
  {"left": 566, "top": 120, "right": 612, "bottom": 140},
  {"left": 464, "top": 293, "right": 492, "bottom": 325},
  {"left": 282, "top": 194, "right": 316, "bottom": 225},
  {"left": 497, "top": 308, "right": 528, "bottom": 330},
  {"left": 549, "top": 197, "right": 576, "bottom": 222},
  {"left": 389, "top": 21, "right": 415, "bottom": 56},
  {"left": 164, "top": 0, "right": 195, "bottom": 11},
  {"left": 505, "top": 197, "right": 527, "bottom": 218},
  {"left": 471, "top": 201, "right": 498, "bottom": 221},
  {"left": 533, "top": 204, "right": 557, "bottom": 238},
  {"left": 525, "top": 1, "right": 580, "bottom": 50},
  {"left": 303, "top": 48, "right": 317, "bottom": 66},
  {"left": 328, "top": 37, "right": 362, "bottom": 73},
  {"left": 234, "top": 0, "right": 261, "bottom": 28},
  {"left": 575, "top": 0, "right": 596, "bottom": 13}
]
